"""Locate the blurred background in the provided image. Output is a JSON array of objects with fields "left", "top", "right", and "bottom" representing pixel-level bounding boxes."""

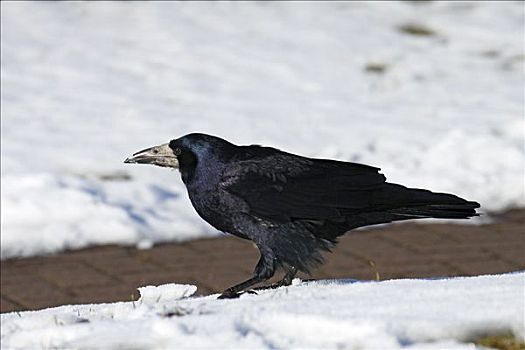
[{"left": 1, "top": 1, "right": 524, "bottom": 311}]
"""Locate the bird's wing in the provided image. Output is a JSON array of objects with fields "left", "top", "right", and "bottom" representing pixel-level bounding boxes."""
[{"left": 220, "top": 146, "right": 386, "bottom": 223}]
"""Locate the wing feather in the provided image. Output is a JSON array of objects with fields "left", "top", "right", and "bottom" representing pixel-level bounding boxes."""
[{"left": 220, "top": 146, "right": 386, "bottom": 223}]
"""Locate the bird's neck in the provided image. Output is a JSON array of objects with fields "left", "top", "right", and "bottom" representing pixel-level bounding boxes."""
[{"left": 181, "top": 156, "right": 225, "bottom": 191}]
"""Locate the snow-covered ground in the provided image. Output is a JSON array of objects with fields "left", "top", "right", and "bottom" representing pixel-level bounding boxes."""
[
  {"left": 1, "top": 272, "right": 523, "bottom": 349},
  {"left": 1, "top": 2, "right": 524, "bottom": 259}
]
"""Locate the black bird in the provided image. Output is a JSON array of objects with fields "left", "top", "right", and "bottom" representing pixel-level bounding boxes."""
[{"left": 124, "top": 133, "right": 480, "bottom": 299}]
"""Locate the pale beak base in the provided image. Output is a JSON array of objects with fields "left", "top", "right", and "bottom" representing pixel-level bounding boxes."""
[{"left": 124, "top": 143, "right": 179, "bottom": 169}]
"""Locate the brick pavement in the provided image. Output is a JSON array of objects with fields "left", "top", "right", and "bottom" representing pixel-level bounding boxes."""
[{"left": 1, "top": 209, "right": 524, "bottom": 313}]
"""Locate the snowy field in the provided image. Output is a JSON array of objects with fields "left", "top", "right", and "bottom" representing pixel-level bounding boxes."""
[
  {"left": 1, "top": 2, "right": 524, "bottom": 259},
  {"left": 1, "top": 272, "right": 523, "bottom": 349}
]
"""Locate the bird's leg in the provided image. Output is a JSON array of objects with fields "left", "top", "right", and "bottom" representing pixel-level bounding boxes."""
[
  {"left": 217, "top": 275, "right": 265, "bottom": 299},
  {"left": 278, "top": 265, "right": 298, "bottom": 286},
  {"left": 253, "top": 266, "right": 298, "bottom": 291},
  {"left": 218, "top": 253, "right": 275, "bottom": 299}
]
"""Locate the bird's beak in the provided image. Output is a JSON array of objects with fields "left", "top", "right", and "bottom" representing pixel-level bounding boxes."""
[{"left": 124, "top": 143, "right": 179, "bottom": 169}]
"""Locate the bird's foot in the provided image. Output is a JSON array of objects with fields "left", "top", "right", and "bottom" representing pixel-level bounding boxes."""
[
  {"left": 251, "top": 266, "right": 299, "bottom": 292},
  {"left": 217, "top": 289, "right": 258, "bottom": 299},
  {"left": 252, "top": 279, "right": 291, "bottom": 291},
  {"left": 217, "top": 291, "right": 240, "bottom": 299},
  {"left": 252, "top": 270, "right": 298, "bottom": 291},
  {"left": 252, "top": 283, "right": 279, "bottom": 291}
]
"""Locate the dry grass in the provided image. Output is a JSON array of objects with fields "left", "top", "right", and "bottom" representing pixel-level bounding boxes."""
[
  {"left": 474, "top": 334, "right": 525, "bottom": 350},
  {"left": 365, "top": 63, "right": 388, "bottom": 74},
  {"left": 398, "top": 23, "right": 437, "bottom": 36}
]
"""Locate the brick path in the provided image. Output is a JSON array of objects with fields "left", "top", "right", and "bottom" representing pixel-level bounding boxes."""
[{"left": 1, "top": 209, "right": 524, "bottom": 313}]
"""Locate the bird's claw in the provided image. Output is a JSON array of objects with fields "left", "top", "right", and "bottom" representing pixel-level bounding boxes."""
[
  {"left": 217, "top": 289, "right": 258, "bottom": 299},
  {"left": 217, "top": 289, "right": 240, "bottom": 299},
  {"left": 217, "top": 293, "right": 239, "bottom": 299}
]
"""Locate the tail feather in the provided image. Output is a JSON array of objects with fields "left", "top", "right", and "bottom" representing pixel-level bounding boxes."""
[
  {"left": 387, "top": 185, "right": 480, "bottom": 219},
  {"left": 310, "top": 184, "right": 480, "bottom": 241},
  {"left": 390, "top": 203, "right": 479, "bottom": 219}
]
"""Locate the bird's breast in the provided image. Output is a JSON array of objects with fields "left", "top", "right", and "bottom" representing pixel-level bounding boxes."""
[{"left": 187, "top": 188, "right": 235, "bottom": 233}]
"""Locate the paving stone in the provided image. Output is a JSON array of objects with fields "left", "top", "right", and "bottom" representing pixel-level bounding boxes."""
[
  {"left": 144, "top": 237, "right": 259, "bottom": 271},
  {"left": 83, "top": 255, "right": 162, "bottom": 276},
  {"left": 150, "top": 248, "right": 257, "bottom": 274},
  {"left": 2, "top": 258, "right": 51, "bottom": 269},
  {"left": 338, "top": 248, "right": 427, "bottom": 267},
  {"left": 1, "top": 278, "right": 76, "bottom": 311},
  {"left": 186, "top": 236, "right": 257, "bottom": 254},
  {"left": 70, "top": 284, "right": 140, "bottom": 305},
  {"left": 450, "top": 258, "right": 521, "bottom": 276},
  {"left": 433, "top": 225, "right": 518, "bottom": 243},
  {"left": 57, "top": 245, "right": 131, "bottom": 260},
  {"left": 2, "top": 209, "right": 524, "bottom": 313},
  {"left": 379, "top": 229, "right": 457, "bottom": 248},
  {"left": 196, "top": 270, "right": 255, "bottom": 293},
  {"left": 337, "top": 234, "right": 417, "bottom": 259},
  {"left": 411, "top": 244, "right": 490, "bottom": 256},
  {"left": 491, "top": 209, "right": 525, "bottom": 224},
  {"left": 21, "top": 298, "right": 79, "bottom": 311},
  {"left": 321, "top": 250, "right": 371, "bottom": 274},
  {"left": 0, "top": 297, "right": 23, "bottom": 313},
  {"left": 495, "top": 248, "right": 525, "bottom": 268},
  {"left": 141, "top": 244, "right": 205, "bottom": 267},
  {"left": 374, "top": 259, "right": 457, "bottom": 276},
  {"left": 1, "top": 265, "right": 40, "bottom": 285},
  {"left": 38, "top": 261, "right": 115, "bottom": 288},
  {"left": 314, "top": 265, "right": 378, "bottom": 281},
  {"left": 486, "top": 223, "right": 524, "bottom": 236}
]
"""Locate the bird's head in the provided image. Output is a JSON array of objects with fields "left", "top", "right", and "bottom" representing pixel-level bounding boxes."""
[{"left": 124, "top": 133, "right": 234, "bottom": 173}]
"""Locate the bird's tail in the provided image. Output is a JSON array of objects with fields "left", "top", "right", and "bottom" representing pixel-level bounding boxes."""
[
  {"left": 385, "top": 184, "right": 480, "bottom": 220},
  {"left": 312, "top": 183, "right": 480, "bottom": 242},
  {"left": 389, "top": 202, "right": 479, "bottom": 219}
]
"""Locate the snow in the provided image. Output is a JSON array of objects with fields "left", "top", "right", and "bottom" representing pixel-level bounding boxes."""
[
  {"left": 137, "top": 284, "right": 197, "bottom": 305},
  {"left": 1, "top": 272, "right": 523, "bottom": 349},
  {"left": 1, "top": 2, "right": 524, "bottom": 258}
]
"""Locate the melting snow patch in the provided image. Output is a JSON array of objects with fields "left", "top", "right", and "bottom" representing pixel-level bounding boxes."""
[
  {"left": 1, "top": 272, "right": 523, "bottom": 349},
  {"left": 137, "top": 284, "right": 197, "bottom": 305},
  {"left": 1, "top": 1, "right": 524, "bottom": 258}
]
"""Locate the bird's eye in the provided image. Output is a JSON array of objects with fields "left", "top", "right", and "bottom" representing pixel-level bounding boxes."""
[{"left": 174, "top": 148, "right": 182, "bottom": 156}]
